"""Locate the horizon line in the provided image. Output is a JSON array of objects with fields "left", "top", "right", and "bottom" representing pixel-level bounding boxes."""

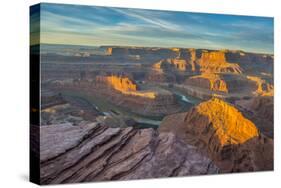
[{"left": 31, "top": 42, "right": 274, "bottom": 55}]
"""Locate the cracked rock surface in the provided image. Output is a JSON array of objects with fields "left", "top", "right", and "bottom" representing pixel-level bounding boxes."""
[{"left": 37, "top": 123, "right": 218, "bottom": 185}]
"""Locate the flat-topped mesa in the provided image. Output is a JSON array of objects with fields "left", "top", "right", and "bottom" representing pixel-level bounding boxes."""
[
  {"left": 96, "top": 75, "right": 156, "bottom": 99},
  {"left": 247, "top": 76, "right": 274, "bottom": 96},
  {"left": 185, "top": 74, "right": 228, "bottom": 93},
  {"left": 199, "top": 51, "right": 242, "bottom": 74},
  {"left": 200, "top": 51, "right": 226, "bottom": 64},
  {"left": 103, "top": 46, "right": 178, "bottom": 59}
]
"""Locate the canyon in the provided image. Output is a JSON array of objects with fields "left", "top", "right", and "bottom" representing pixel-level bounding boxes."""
[{"left": 37, "top": 44, "right": 274, "bottom": 183}]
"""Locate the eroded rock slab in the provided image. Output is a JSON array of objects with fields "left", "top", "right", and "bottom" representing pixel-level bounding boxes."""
[{"left": 38, "top": 123, "right": 218, "bottom": 184}]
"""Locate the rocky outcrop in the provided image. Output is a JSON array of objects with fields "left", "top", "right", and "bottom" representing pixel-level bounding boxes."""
[
  {"left": 247, "top": 76, "right": 273, "bottom": 96},
  {"left": 160, "top": 98, "right": 273, "bottom": 172},
  {"left": 185, "top": 74, "right": 228, "bottom": 93},
  {"left": 152, "top": 57, "right": 196, "bottom": 73},
  {"left": 169, "top": 59, "right": 187, "bottom": 71},
  {"left": 104, "top": 46, "right": 178, "bottom": 61},
  {"left": 96, "top": 75, "right": 137, "bottom": 92},
  {"left": 235, "top": 96, "right": 274, "bottom": 138},
  {"left": 41, "top": 90, "right": 66, "bottom": 109},
  {"left": 96, "top": 75, "right": 156, "bottom": 99},
  {"left": 225, "top": 51, "right": 273, "bottom": 75},
  {"left": 198, "top": 51, "right": 242, "bottom": 74},
  {"left": 38, "top": 123, "right": 218, "bottom": 185},
  {"left": 146, "top": 70, "right": 171, "bottom": 82},
  {"left": 152, "top": 59, "right": 187, "bottom": 72}
]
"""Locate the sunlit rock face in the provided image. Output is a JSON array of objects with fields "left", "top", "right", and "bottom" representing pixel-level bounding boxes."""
[
  {"left": 185, "top": 74, "right": 228, "bottom": 93},
  {"left": 198, "top": 51, "right": 242, "bottom": 74},
  {"left": 247, "top": 76, "right": 274, "bottom": 96},
  {"left": 162, "top": 98, "right": 259, "bottom": 146},
  {"left": 96, "top": 75, "right": 156, "bottom": 99},
  {"left": 160, "top": 98, "right": 273, "bottom": 172},
  {"left": 194, "top": 98, "right": 259, "bottom": 145},
  {"left": 104, "top": 75, "right": 137, "bottom": 92},
  {"left": 106, "top": 47, "right": 113, "bottom": 55}
]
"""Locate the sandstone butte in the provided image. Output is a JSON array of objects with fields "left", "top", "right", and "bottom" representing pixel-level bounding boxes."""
[
  {"left": 160, "top": 98, "right": 273, "bottom": 172},
  {"left": 195, "top": 98, "right": 259, "bottom": 145},
  {"left": 186, "top": 73, "right": 228, "bottom": 93},
  {"left": 199, "top": 51, "right": 242, "bottom": 74},
  {"left": 152, "top": 50, "right": 242, "bottom": 73},
  {"left": 161, "top": 98, "right": 259, "bottom": 146},
  {"left": 96, "top": 75, "right": 156, "bottom": 99},
  {"left": 247, "top": 76, "right": 274, "bottom": 96}
]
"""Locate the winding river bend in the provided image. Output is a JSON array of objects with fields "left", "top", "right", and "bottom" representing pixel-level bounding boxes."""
[{"left": 59, "top": 88, "right": 199, "bottom": 128}]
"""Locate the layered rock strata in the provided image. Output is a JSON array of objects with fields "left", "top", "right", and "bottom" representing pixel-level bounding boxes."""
[
  {"left": 185, "top": 74, "right": 228, "bottom": 93},
  {"left": 198, "top": 51, "right": 242, "bottom": 74},
  {"left": 96, "top": 75, "right": 156, "bottom": 99},
  {"left": 37, "top": 123, "right": 218, "bottom": 184}
]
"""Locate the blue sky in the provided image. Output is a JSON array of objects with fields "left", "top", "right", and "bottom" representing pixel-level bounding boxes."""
[{"left": 33, "top": 3, "right": 274, "bottom": 54}]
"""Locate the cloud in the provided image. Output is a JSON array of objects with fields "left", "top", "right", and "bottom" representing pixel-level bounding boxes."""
[
  {"left": 110, "top": 8, "right": 184, "bottom": 31},
  {"left": 38, "top": 3, "right": 274, "bottom": 54}
]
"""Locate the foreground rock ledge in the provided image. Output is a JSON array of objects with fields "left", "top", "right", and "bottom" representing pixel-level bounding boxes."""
[{"left": 35, "top": 123, "right": 218, "bottom": 185}]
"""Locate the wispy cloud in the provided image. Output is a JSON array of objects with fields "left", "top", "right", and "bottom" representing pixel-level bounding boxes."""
[
  {"left": 35, "top": 3, "right": 274, "bottom": 54},
  {"left": 110, "top": 8, "right": 183, "bottom": 31}
]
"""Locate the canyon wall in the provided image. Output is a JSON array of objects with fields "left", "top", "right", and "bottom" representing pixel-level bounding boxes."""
[
  {"left": 198, "top": 51, "right": 242, "bottom": 74},
  {"left": 49, "top": 76, "right": 182, "bottom": 117},
  {"left": 185, "top": 74, "right": 228, "bottom": 93}
]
